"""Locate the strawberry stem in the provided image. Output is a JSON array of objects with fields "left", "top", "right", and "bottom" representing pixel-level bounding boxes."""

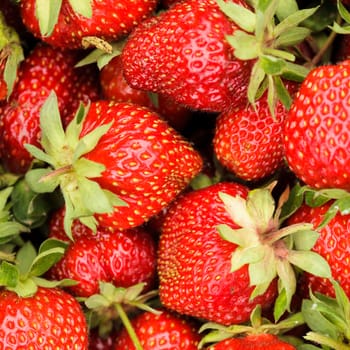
[{"left": 114, "top": 303, "right": 143, "bottom": 350}]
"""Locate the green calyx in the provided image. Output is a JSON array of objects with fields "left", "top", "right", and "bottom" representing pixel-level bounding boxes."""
[
  {"left": 0, "top": 11, "right": 24, "bottom": 99},
  {"left": 84, "top": 282, "right": 160, "bottom": 350},
  {"left": 198, "top": 305, "right": 305, "bottom": 348},
  {"left": 35, "top": 0, "right": 93, "bottom": 37},
  {"left": 217, "top": 182, "right": 332, "bottom": 321},
  {"left": 301, "top": 280, "right": 350, "bottom": 349},
  {"left": 24, "top": 91, "right": 127, "bottom": 239},
  {"left": 216, "top": 0, "right": 318, "bottom": 114},
  {"left": 0, "top": 238, "right": 76, "bottom": 297}
]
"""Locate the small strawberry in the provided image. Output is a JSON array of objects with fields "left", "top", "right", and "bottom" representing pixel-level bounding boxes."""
[
  {"left": 114, "top": 309, "right": 201, "bottom": 350},
  {"left": 20, "top": 0, "right": 158, "bottom": 50},
  {"left": 0, "top": 239, "right": 88, "bottom": 349},
  {"left": 0, "top": 43, "right": 90, "bottom": 174},
  {"left": 25, "top": 94, "right": 203, "bottom": 236},
  {"left": 121, "top": 0, "right": 254, "bottom": 113},
  {"left": 283, "top": 60, "right": 350, "bottom": 190},
  {"left": 158, "top": 181, "right": 332, "bottom": 325},
  {"left": 213, "top": 83, "right": 299, "bottom": 182},
  {"left": 287, "top": 200, "right": 350, "bottom": 299},
  {"left": 48, "top": 220, "right": 158, "bottom": 297}
]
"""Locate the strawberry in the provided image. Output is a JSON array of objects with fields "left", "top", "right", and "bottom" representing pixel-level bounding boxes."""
[
  {"left": 158, "top": 181, "right": 278, "bottom": 325},
  {"left": 89, "top": 328, "right": 116, "bottom": 350},
  {"left": 287, "top": 200, "right": 350, "bottom": 299},
  {"left": 0, "top": 287, "right": 88, "bottom": 349},
  {"left": 206, "top": 334, "right": 296, "bottom": 349},
  {"left": 0, "top": 43, "right": 98, "bottom": 174},
  {"left": 25, "top": 95, "right": 203, "bottom": 235},
  {"left": 20, "top": 0, "right": 158, "bottom": 50},
  {"left": 48, "top": 220, "right": 158, "bottom": 297},
  {"left": 213, "top": 82, "right": 299, "bottom": 182},
  {"left": 158, "top": 181, "right": 332, "bottom": 325},
  {"left": 283, "top": 60, "right": 350, "bottom": 190},
  {"left": 114, "top": 309, "right": 201, "bottom": 349},
  {"left": 121, "top": 0, "right": 254, "bottom": 113},
  {"left": 100, "top": 54, "right": 193, "bottom": 131}
]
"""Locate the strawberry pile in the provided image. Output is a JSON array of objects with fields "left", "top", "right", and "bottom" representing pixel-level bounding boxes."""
[{"left": 1, "top": 0, "right": 350, "bottom": 349}]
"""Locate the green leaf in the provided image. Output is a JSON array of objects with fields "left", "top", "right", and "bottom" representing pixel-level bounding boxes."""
[
  {"left": 226, "top": 31, "right": 259, "bottom": 60},
  {"left": 74, "top": 121, "right": 112, "bottom": 160},
  {"left": 216, "top": 0, "right": 256, "bottom": 32},
  {"left": 287, "top": 250, "right": 331, "bottom": 278},
  {"left": 275, "top": 0, "right": 299, "bottom": 21},
  {"left": 0, "top": 261, "right": 19, "bottom": 288},
  {"left": 74, "top": 158, "right": 105, "bottom": 178},
  {"left": 35, "top": 0, "right": 62, "bottom": 36},
  {"left": 24, "top": 144, "right": 54, "bottom": 165},
  {"left": 274, "top": 76, "right": 293, "bottom": 110},
  {"left": 15, "top": 242, "right": 37, "bottom": 276},
  {"left": 39, "top": 91, "right": 66, "bottom": 154},
  {"left": 30, "top": 246, "right": 66, "bottom": 276},
  {"left": 274, "top": 27, "right": 311, "bottom": 47},
  {"left": 292, "top": 230, "right": 319, "bottom": 251},
  {"left": 280, "top": 61, "right": 310, "bottom": 82},
  {"left": 273, "top": 288, "right": 288, "bottom": 321},
  {"left": 76, "top": 176, "right": 114, "bottom": 214},
  {"left": 68, "top": 0, "right": 92, "bottom": 18},
  {"left": 231, "top": 245, "right": 266, "bottom": 272},
  {"left": 4, "top": 44, "right": 24, "bottom": 98},
  {"left": 217, "top": 224, "right": 258, "bottom": 247},
  {"left": 25, "top": 168, "right": 60, "bottom": 194},
  {"left": 247, "top": 60, "right": 266, "bottom": 104},
  {"left": 260, "top": 55, "right": 286, "bottom": 75}
]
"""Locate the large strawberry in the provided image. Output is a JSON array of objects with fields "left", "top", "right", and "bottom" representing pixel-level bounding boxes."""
[
  {"left": 0, "top": 43, "right": 100, "bottom": 174},
  {"left": 121, "top": 0, "right": 253, "bottom": 113},
  {"left": 20, "top": 0, "right": 158, "bottom": 50},
  {"left": 25, "top": 94, "right": 203, "bottom": 236},
  {"left": 158, "top": 181, "right": 331, "bottom": 325},
  {"left": 283, "top": 60, "right": 350, "bottom": 190},
  {"left": 213, "top": 82, "right": 299, "bottom": 182}
]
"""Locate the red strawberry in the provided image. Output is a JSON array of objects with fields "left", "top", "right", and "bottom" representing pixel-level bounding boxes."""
[
  {"left": 283, "top": 60, "right": 350, "bottom": 190},
  {"left": 100, "top": 54, "right": 193, "bottom": 131},
  {"left": 158, "top": 181, "right": 278, "bottom": 325},
  {"left": 114, "top": 309, "right": 201, "bottom": 349},
  {"left": 48, "top": 218, "right": 157, "bottom": 297},
  {"left": 206, "top": 334, "right": 296, "bottom": 349},
  {"left": 89, "top": 328, "right": 116, "bottom": 350},
  {"left": 287, "top": 201, "right": 350, "bottom": 299},
  {"left": 213, "top": 83, "right": 299, "bottom": 182},
  {"left": 25, "top": 96, "right": 203, "bottom": 234},
  {"left": 0, "top": 43, "right": 95, "bottom": 174},
  {"left": 20, "top": 0, "right": 158, "bottom": 49},
  {"left": 121, "top": 0, "right": 253, "bottom": 113},
  {"left": 0, "top": 287, "right": 88, "bottom": 349}
]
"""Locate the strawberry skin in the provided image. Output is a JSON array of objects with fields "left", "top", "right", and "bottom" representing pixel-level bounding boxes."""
[
  {"left": 48, "top": 219, "right": 157, "bottom": 297},
  {"left": 0, "top": 287, "right": 88, "bottom": 349},
  {"left": 283, "top": 60, "right": 350, "bottom": 190},
  {"left": 121, "top": 0, "right": 253, "bottom": 113},
  {"left": 158, "top": 182, "right": 278, "bottom": 326},
  {"left": 208, "top": 334, "right": 296, "bottom": 349},
  {"left": 80, "top": 100, "right": 203, "bottom": 230},
  {"left": 213, "top": 87, "right": 297, "bottom": 182},
  {"left": 114, "top": 310, "right": 201, "bottom": 349},
  {"left": 287, "top": 201, "right": 350, "bottom": 299},
  {"left": 20, "top": 0, "right": 158, "bottom": 49}
]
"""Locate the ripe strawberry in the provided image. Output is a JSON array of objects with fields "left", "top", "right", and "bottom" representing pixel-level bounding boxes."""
[
  {"left": 100, "top": 54, "right": 193, "bottom": 131},
  {"left": 89, "top": 328, "right": 116, "bottom": 350},
  {"left": 213, "top": 83, "right": 299, "bottom": 182},
  {"left": 20, "top": 0, "right": 158, "bottom": 49},
  {"left": 25, "top": 96, "right": 203, "bottom": 235},
  {"left": 121, "top": 0, "right": 253, "bottom": 113},
  {"left": 287, "top": 200, "right": 350, "bottom": 299},
  {"left": 48, "top": 222, "right": 158, "bottom": 297},
  {"left": 0, "top": 287, "right": 88, "bottom": 349},
  {"left": 158, "top": 181, "right": 278, "bottom": 325},
  {"left": 283, "top": 60, "right": 350, "bottom": 190},
  {"left": 206, "top": 334, "right": 296, "bottom": 349},
  {"left": 114, "top": 309, "right": 201, "bottom": 349},
  {"left": 0, "top": 43, "right": 98, "bottom": 174}
]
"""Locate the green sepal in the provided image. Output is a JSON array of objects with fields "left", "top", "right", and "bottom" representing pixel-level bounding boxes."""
[
  {"left": 35, "top": 0, "right": 63, "bottom": 37},
  {"left": 218, "top": 225, "right": 258, "bottom": 247},
  {"left": 68, "top": 0, "right": 92, "bottom": 18},
  {"left": 25, "top": 168, "right": 60, "bottom": 193},
  {"left": 0, "top": 260, "right": 19, "bottom": 288},
  {"left": 32, "top": 276, "right": 77, "bottom": 288},
  {"left": 216, "top": 0, "right": 256, "bottom": 33},
  {"left": 230, "top": 245, "right": 266, "bottom": 273},
  {"left": 226, "top": 31, "right": 259, "bottom": 60},
  {"left": 287, "top": 250, "right": 331, "bottom": 279},
  {"left": 30, "top": 246, "right": 66, "bottom": 277},
  {"left": 292, "top": 229, "right": 319, "bottom": 251}
]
